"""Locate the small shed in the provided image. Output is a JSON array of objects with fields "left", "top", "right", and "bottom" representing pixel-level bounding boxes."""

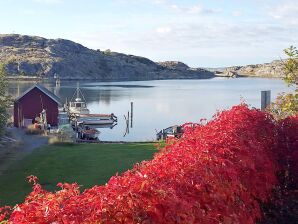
[{"left": 14, "top": 84, "right": 62, "bottom": 127}]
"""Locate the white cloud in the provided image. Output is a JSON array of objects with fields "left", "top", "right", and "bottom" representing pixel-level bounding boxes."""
[
  {"left": 32, "top": 0, "right": 63, "bottom": 4},
  {"left": 269, "top": 1, "right": 298, "bottom": 25},
  {"left": 170, "top": 3, "right": 221, "bottom": 14},
  {"left": 155, "top": 26, "right": 172, "bottom": 34},
  {"left": 71, "top": 18, "right": 297, "bottom": 67},
  {"left": 151, "top": 0, "right": 167, "bottom": 4},
  {"left": 232, "top": 11, "right": 243, "bottom": 17},
  {"left": 148, "top": 22, "right": 290, "bottom": 48},
  {"left": 63, "top": 0, "right": 298, "bottom": 67}
]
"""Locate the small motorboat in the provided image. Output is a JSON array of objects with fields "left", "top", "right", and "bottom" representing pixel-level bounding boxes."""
[
  {"left": 77, "top": 124, "right": 100, "bottom": 140},
  {"left": 156, "top": 125, "right": 183, "bottom": 140},
  {"left": 78, "top": 122, "right": 118, "bottom": 129},
  {"left": 77, "top": 113, "right": 117, "bottom": 125}
]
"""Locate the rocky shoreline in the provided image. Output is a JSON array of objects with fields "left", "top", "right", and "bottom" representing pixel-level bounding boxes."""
[{"left": 216, "top": 60, "right": 285, "bottom": 78}]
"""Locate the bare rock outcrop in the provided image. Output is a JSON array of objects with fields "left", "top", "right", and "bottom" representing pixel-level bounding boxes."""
[
  {"left": 0, "top": 34, "right": 214, "bottom": 81},
  {"left": 223, "top": 60, "right": 285, "bottom": 78},
  {"left": 158, "top": 61, "right": 190, "bottom": 70}
]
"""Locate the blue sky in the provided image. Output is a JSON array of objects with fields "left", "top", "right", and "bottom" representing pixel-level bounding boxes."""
[{"left": 0, "top": 0, "right": 297, "bottom": 67}]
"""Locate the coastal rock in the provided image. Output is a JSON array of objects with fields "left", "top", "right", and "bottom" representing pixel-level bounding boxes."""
[
  {"left": 18, "top": 62, "right": 43, "bottom": 75},
  {"left": 215, "top": 70, "right": 238, "bottom": 78},
  {"left": 0, "top": 34, "right": 214, "bottom": 81},
  {"left": 223, "top": 60, "right": 285, "bottom": 78},
  {"left": 158, "top": 61, "right": 190, "bottom": 70}
]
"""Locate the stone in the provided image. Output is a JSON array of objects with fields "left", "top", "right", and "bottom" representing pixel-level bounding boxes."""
[{"left": 222, "top": 60, "right": 285, "bottom": 78}]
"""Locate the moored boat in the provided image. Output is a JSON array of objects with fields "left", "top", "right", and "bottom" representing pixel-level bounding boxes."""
[
  {"left": 68, "top": 84, "right": 90, "bottom": 115},
  {"left": 69, "top": 98, "right": 90, "bottom": 114},
  {"left": 80, "top": 127, "right": 100, "bottom": 140},
  {"left": 77, "top": 113, "right": 117, "bottom": 125},
  {"left": 156, "top": 125, "right": 183, "bottom": 140},
  {"left": 67, "top": 83, "right": 117, "bottom": 126}
]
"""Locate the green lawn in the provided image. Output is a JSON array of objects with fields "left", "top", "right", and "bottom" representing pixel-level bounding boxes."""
[{"left": 0, "top": 143, "right": 157, "bottom": 206}]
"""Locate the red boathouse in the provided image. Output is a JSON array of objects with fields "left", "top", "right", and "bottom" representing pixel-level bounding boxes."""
[{"left": 14, "top": 84, "right": 62, "bottom": 127}]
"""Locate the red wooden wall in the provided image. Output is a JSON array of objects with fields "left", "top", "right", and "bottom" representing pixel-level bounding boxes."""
[{"left": 14, "top": 87, "right": 59, "bottom": 127}]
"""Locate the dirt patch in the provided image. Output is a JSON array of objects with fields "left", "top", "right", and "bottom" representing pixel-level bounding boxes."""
[{"left": 0, "top": 128, "right": 49, "bottom": 175}]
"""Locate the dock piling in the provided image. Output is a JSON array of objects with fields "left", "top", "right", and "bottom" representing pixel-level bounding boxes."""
[
  {"left": 261, "top": 90, "right": 271, "bottom": 111},
  {"left": 130, "top": 102, "right": 133, "bottom": 128}
]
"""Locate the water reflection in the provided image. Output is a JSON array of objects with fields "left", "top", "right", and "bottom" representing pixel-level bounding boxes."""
[{"left": 7, "top": 78, "right": 293, "bottom": 141}]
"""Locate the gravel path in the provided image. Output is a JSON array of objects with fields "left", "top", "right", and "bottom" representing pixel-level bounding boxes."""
[
  {"left": 0, "top": 128, "right": 49, "bottom": 175},
  {"left": 8, "top": 128, "right": 49, "bottom": 152}
]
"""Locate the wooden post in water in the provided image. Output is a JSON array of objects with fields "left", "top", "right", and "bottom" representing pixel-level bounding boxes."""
[
  {"left": 130, "top": 102, "right": 133, "bottom": 128},
  {"left": 261, "top": 90, "right": 271, "bottom": 111},
  {"left": 127, "top": 111, "right": 130, "bottom": 134}
]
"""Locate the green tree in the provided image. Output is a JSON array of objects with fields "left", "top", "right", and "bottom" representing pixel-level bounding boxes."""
[
  {"left": 284, "top": 46, "right": 298, "bottom": 86},
  {"left": 269, "top": 46, "right": 298, "bottom": 119},
  {"left": 104, "top": 49, "right": 112, "bottom": 55},
  {"left": 0, "top": 63, "right": 10, "bottom": 136}
]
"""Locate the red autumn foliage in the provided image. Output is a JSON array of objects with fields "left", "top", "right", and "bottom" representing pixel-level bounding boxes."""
[
  {"left": 1, "top": 105, "right": 297, "bottom": 223},
  {"left": 276, "top": 114, "right": 298, "bottom": 188}
]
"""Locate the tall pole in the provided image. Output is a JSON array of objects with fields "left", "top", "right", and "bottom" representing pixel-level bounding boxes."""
[
  {"left": 130, "top": 102, "right": 133, "bottom": 128},
  {"left": 76, "top": 82, "right": 79, "bottom": 99},
  {"left": 127, "top": 111, "right": 130, "bottom": 134}
]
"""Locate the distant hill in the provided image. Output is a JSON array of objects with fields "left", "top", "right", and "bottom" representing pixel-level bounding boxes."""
[
  {"left": 0, "top": 34, "right": 214, "bottom": 81},
  {"left": 218, "top": 60, "right": 285, "bottom": 78}
]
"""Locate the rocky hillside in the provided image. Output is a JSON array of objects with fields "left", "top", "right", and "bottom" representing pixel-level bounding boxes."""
[
  {"left": 220, "top": 60, "right": 285, "bottom": 78},
  {"left": 0, "top": 34, "right": 214, "bottom": 81}
]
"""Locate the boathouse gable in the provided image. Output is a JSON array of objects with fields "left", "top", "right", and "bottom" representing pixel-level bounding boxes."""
[{"left": 14, "top": 84, "right": 62, "bottom": 127}]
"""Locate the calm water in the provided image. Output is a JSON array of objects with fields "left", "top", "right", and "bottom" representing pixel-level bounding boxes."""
[{"left": 8, "top": 78, "right": 293, "bottom": 141}]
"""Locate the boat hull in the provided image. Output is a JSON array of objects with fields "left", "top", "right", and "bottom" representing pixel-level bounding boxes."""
[
  {"left": 81, "top": 131, "right": 100, "bottom": 139},
  {"left": 78, "top": 118, "right": 115, "bottom": 125},
  {"left": 78, "top": 114, "right": 117, "bottom": 125},
  {"left": 69, "top": 108, "right": 90, "bottom": 115}
]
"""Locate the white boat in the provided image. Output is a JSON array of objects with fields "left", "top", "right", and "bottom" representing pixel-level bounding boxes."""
[
  {"left": 69, "top": 98, "right": 90, "bottom": 114},
  {"left": 68, "top": 83, "right": 117, "bottom": 125},
  {"left": 68, "top": 84, "right": 90, "bottom": 115},
  {"left": 77, "top": 113, "right": 117, "bottom": 125}
]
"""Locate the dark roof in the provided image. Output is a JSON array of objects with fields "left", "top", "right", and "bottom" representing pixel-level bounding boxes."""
[{"left": 15, "top": 84, "right": 62, "bottom": 106}]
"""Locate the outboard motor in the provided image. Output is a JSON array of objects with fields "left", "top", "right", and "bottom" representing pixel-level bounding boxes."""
[
  {"left": 156, "top": 130, "right": 163, "bottom": 141},
  {"left": 111, "top": 113, "right": 118, "bottom": 122}
]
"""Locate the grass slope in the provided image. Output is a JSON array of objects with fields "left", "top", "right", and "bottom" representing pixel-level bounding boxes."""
[{"left": 0, "top": 143, "right": 157, "bottom": 206}]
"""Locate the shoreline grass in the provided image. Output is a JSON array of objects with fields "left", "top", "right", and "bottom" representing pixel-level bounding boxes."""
[{"left": 0, "top": 143, "right": 157, "bottom": 206}]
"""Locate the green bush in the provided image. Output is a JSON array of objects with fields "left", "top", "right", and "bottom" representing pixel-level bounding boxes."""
[{"left": 269, "top": 46, "right": 298, "bottom": 119}]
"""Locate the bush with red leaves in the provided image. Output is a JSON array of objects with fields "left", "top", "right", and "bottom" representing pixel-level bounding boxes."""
[
  {"left": 277, "top": 114, "right": 298, "bottom": 189},
  {"left": 259, "top": 115, "right": 298, "bottom": 224},
  {"left": 1, "top": 105, "right": 296, "bottom": 224}
]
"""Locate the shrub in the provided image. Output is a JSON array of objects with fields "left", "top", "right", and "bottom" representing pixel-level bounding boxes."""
[
  {"left": 269, "top": 46, "right": 298, "bottom": 119},
  {"left": 277, "top": 114, "right": 298, "bottom": 188},
  {"left": 1, "top": 105, "right": 297, "bottom": 223}
]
